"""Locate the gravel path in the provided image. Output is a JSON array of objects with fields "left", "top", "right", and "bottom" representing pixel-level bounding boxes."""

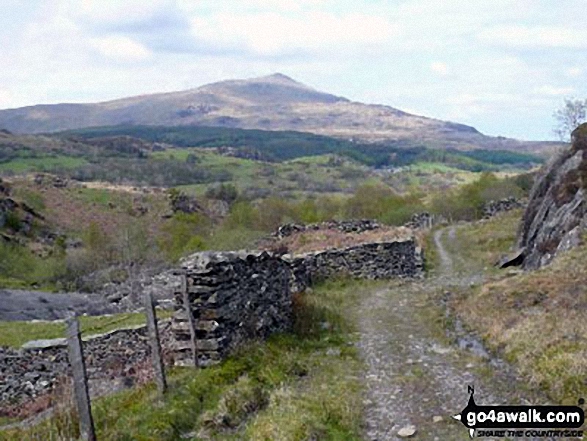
[
  {"left": 433, "top": 227, "right": 454, "bottom": 275},
  {"left": 358, "top": 228, "right": 546, "bottom": 440}
]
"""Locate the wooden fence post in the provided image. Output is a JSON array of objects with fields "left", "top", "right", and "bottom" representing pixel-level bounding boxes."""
[
  {"left": 66, "top": 317, "right": 96, "bottom": 441},
  {"left": 144, "top": 290, "right": 167, "bottom": 395},
  {"left": 181, "top": 273, "right": 199, "bottom": 367}
]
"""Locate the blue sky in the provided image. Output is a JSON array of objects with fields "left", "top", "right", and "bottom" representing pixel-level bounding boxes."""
[{"left": 0, "top": 0, "right": 585, "bottom": 140}]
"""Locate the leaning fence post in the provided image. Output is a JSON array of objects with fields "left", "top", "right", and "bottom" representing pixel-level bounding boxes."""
[
  {"left": 144, "top": 290, "right": 167, "bottom": 395},
  {"left": 181, "top": 273, "right": 199, "bottom": 367},
  {"left": 66, "top": 316, "right": 96, "bottom": 441}
]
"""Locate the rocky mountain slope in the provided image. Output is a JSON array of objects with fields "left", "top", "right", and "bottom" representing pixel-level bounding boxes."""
[
  {"left": 516, "top": 123, "right": 587, "bottom": 269},
  {"left": 0, "top": 74, "right": 558, "bottom": 153}
]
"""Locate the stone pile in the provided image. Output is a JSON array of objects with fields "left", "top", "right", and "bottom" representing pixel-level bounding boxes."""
[
  {"left": 274, "top": 219, "right": 380, "bottom": 239},
  {"left": 482, "top": 197, "right": 524, "bottom": 219},
  {"left": 172, "top": 251, "right": 292, "bottom": 367}
]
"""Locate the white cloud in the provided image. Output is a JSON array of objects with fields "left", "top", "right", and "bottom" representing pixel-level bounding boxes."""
[
  {"left": 478, "top": 25, "right": 587, "bottom": 48},
  {"left": 430, "top": 62, "right": 449, "bottom": 76},
  {"left": 191, "top": 11, "right": 399, "bottom": 56},
  {"left": 446, "top": 93, "right": 515, "bottom": 106},
  {"left": 533, "top": 85, "right": 575, "bottom": 96},
  {"left": 90, "top": 36, "right": 152, "bottom": 62},
  {"left": 568, "top": 67, "right": 582, "bottom": 77},
  {"left": 73, "top": 0, "right": 174, "bottom": 26},
  {"left": 0, "top": 89, "right": 15, "bottom": 108}
]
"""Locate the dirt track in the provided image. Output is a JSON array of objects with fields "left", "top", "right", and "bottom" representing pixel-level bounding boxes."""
[{"left": 358, "top": 228, "right": 549, "bottom": 440}]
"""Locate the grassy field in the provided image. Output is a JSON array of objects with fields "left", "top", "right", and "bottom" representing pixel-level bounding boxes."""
[
  {"left": 171, "top": 149, "right": 375, "bottom": 200},
  {"left": 442, "top": 209, "right": 522, "bottom": 276},
  {"left": 0, "top": 310, "right": 174, "bottom": 348},
  {"left": 0, "top": 156, "right": 88, "bottom": 173},
  {"left": 0, "top": 279, "right": 372, "bottom": 440}
]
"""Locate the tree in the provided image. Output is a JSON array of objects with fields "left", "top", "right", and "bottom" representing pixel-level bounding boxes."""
[
  {"left": 115, "top": 220, "right": 159, "bottom": 303},
  {"left": 553, "top": 98, "right": 587, "bottom": 141}
]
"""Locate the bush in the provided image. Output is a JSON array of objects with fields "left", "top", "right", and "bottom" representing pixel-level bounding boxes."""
[
  {"left": 429, "top": 172, "right": 524, "bottom": 221},
  {"left": 0, "top": 242, "right": 66, "bottom": 289},
  {"left": 159, "top": 213, "right": 209, "bottom": 261},
  {"left": 205, "top": 183, "right": 239, "bottom": 205},
  {"left": 4, "top": 211, "right": 22, "bottom": 231},
  {"left": 344, "top": 184, "right": 424, "bottom": 225}
]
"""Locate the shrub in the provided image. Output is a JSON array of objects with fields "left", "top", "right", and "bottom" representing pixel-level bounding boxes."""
[
  {"left": 4, "top": 211, "right": 21, "bottom": 231},
  {"left": 159, "top": 212, "right": 209, "bottom": 261},
  {"left": 344, "top": 183, "right": 424, "bottom": 225},
  {"left": 429, "top": 172, "right": 524, "bottom": 221},
  {"left": 205, "top": 183, "right": 239, "bottom": 205}
]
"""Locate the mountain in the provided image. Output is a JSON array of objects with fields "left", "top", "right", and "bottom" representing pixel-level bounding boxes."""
[{"left": 0, "top": 73, "right": 559, "bottom": 153}]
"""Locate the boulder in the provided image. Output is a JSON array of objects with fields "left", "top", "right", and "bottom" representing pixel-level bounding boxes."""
[{"left": 496, "top": 248, "right": 526, "bottom": 269}]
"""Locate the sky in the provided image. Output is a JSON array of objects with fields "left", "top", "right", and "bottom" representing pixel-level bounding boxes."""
[{"left": 0, "top": 0, "right": 585, "bottom": 141}]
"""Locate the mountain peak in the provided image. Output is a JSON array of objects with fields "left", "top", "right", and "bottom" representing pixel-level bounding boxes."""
[{"left": 250, "top": 73, "right": 308, "bottom": 88}]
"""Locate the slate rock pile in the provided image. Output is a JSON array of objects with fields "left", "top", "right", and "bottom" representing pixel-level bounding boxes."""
[
  {"left": 0, "top": 323, "right": 172, "bottom": 413},
  {"left": 98, "top": 268, "right": 181, "bottom": 308},
  {"left": 0, "top": 345, "right": 68, "bottom": 409}
]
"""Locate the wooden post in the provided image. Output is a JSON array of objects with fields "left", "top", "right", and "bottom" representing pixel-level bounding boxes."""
[
  {"left": 144, "top": 290, "right": 167, "bottom": 395},
  {"left": 181, "top": 274, "right": 199, "bottom": 367},
  {"left": 66, "top": 317, "right": 96, "bottom": 441}
]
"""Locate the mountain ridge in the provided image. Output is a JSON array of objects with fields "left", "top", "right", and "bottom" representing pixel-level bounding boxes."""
[{"left": 0, "top": 73, "right": 561, "bottom": 153}]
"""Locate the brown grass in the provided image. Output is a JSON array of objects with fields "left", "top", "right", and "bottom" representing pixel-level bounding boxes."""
[
  {"left": 456, "top": 236, "right": 587, "bottom": 403},
  {"left": 262, "top": 226, "right": 415, "bottom": 254}
]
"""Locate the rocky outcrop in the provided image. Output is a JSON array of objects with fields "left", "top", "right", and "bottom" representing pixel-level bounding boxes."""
[
  {"left": 33, "top": 173, "right": 69, "bottom": 188},
  {"left": 0, "top": 179, "right": 45, "bottom": 240},
  {"left": 516, "top": 124, "right": 587, "bottom": 269}
]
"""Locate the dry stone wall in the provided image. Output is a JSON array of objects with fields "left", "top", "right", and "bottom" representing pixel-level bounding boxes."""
[
  {"left": 273, "top": 219, "right": 381, "bottom": 239},
  {"left": 172, "top": 238, "right": 423, "bottom": 366},
  {"left": 0, "top": 237, "right": 424, "bottom": 410},
  {"left": 287, "top": 239, "right": 422, "bottom": 293},
  {"left": 172, "top": 251, "right": 292, "bottom": 367}
]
